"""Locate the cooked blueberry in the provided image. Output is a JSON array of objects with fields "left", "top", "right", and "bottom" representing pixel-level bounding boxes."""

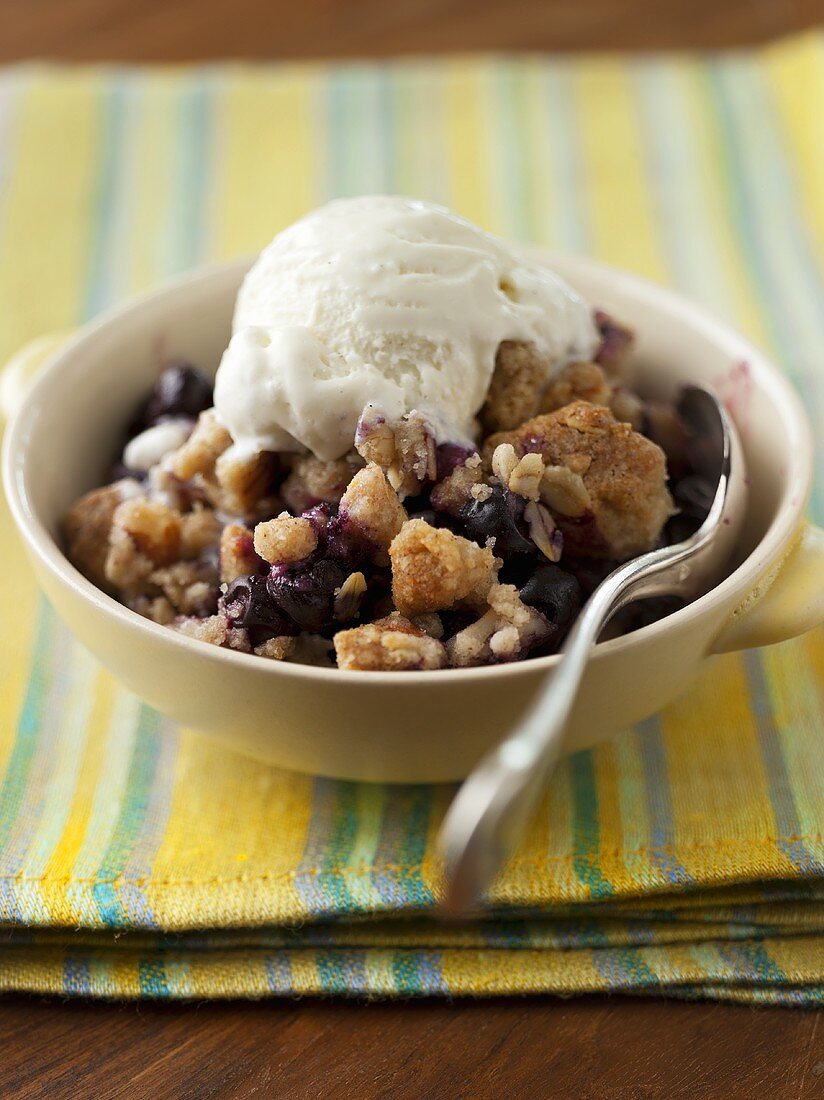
[
  {"left": 322, "top": 510, "right": 370, "bottom": 568},
  {"left": 108, "top": 460, "right": 144, "bottom": 484},
  {"left": 616, "top": 595, "right": 684, "bottom": 634},
  {"left": 267, "top": 559, "right": 348, "bottom": 633},
  {"left": 665, "top": 513, "right": 700, "bottom": 545},
  {"left": 459, "top": 485, "right": 534, "bottom": 557},
  {"left": 301, "top": 502, "right": 335, "bottom": 535},
  {"left": 145, "top": 364, "right": 213, "bottom": 425},
  {"left": 223, "top": 574, "right": 294, "bottom": 633},
  {"left": 520, "top": 564, "right": 582, "bottom": 628},
  {"left": 594, "top": 309, "right": 633, "bottom": 370},
  {"left": 673, "top": 475, "right": 715, "bottom": 520},
  {"left": 436, "top": 443, "right": 475, "bottom": 481},
  {"left": 565, "top": 558, "right": 616, "bottom": 598}
]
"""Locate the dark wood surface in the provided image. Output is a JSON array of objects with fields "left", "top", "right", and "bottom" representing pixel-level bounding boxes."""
[
  {"left": 3, "top": 2, "right": 824, "bottom": 1097},
  {"left": 0, "top": 0, "right": 822, "bottom": 61},
  {"left": 1, "top": 993, "right": 823, "bottom": 1099}
]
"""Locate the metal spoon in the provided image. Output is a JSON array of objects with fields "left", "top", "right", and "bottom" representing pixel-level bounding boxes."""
[{"left": 438, "top": 385, "right": 744, "bottom": 914}]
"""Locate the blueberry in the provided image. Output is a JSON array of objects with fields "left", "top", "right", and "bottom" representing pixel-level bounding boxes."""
[
  {"left": 436, "top": 443, "right": 475, "bottom": 481},
  {"left": 223, "top": 574, "right": 295, "bottom": 634},
  {"left": 108, "top": 460, "right": 144, "bottom": 484},
  {"left": 520, "top": 564, "right": 582, "bottom": 628},
  {"left": 459, "top": 485, "right": 534, "bottom": 557},
  {"left": 322, "top": 510, "right": 371, "bottom": 568},
  {"left": 664, "top": 513, "right": 700, "bottom": 546},
  {"left": 565, "top": 558, "right": 616, "bottom": 598},
  {"left": 144, "top": 364, "right": 213, "bottom": 426},
  {"left": 673, "top": 475, "right": 715, "bottom": 521},
  {"left": 267, "top": 559, "right": 348, "bottom": 633}
]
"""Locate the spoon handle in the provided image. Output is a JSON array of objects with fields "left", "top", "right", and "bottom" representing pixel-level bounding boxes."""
[{"left": 438, "top": 543, "right": 687, "bottom": 914}]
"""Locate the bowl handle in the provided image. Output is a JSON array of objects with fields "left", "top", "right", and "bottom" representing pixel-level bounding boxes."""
[
  {"left": 711, "top": 523, "right": 824, "bottom": 654},
  {"left": 0, "top": 331, "right": 73, "bottom": 423}
]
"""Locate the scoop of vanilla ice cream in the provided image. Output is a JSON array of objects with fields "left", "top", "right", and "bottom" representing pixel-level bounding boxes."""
[{"left": 214, "top": 196, "right": 597, "bottom": 461}]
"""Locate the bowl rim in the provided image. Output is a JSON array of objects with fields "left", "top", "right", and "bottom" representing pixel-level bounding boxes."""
[{"left": 2, "top": 251, "right": 814, "bottom": 686}]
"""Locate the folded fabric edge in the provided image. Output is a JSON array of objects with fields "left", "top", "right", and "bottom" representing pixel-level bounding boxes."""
[
  {"left": 0, "top": 939, "right": 821, "bottom": 1004},
  {"left": 4, "top": 879, "right": 822, "bottom": 933},
  {"left": 3, "top": 919, "right": 824, "bottom": 952}
]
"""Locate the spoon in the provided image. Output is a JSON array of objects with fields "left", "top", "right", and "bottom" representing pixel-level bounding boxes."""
[{"left": 438, "top": 385, "right": 744, "bottom": 914}]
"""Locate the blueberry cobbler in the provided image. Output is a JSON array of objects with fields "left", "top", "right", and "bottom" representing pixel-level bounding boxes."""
[{"left": 63, "top": 197, "right": 714, "bottom": 671}]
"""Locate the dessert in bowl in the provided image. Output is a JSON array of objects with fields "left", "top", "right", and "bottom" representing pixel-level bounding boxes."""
[{"left": 3, "top": 198, "right": 824, "bottom": 781}]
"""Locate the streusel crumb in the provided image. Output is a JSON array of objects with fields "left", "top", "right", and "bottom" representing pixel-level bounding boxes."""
[
  {"left": 132, "top": 595, "right": 176, "bottom": 625},
  {"left": 447, "top": 583, "right": 549, "bottom": 667},
  {"left": 254, "top": 636, "right": 297, "bottom": 661},
  {"left": 339, "top": 463, "right": 408, "bottom": 555},
  {"left": 334, "top": 613, "right": 447, "bottom": 671},
  {"left": 175, "top": 612, "right": 251, "bottom": 651},
  {"left": 110, "top": 497, "right": 182, "bottom": 566},
  {"left": 480, "top": 341, "right": 553, "bottom": 433},
  {"left": 540, "top": 361, "right": 612, "bottom": 414},
  {"left": 169, "top": 408, "right": 232, "bottom": 481},
  {"left": 281, "top": 453, "right": 363, "bottom": 513},
  {"left": 150, "top": 560, "right": 216, "bottom": 616},
  {"left": 219, "top": 523, "right": 262, "bottom": 584},
  {"left": 430, "top": 458, "right": 485, "bottom": 514},
  {"left": 63, "top": 480, "right": 135, "bottom": 590},
  {"left": 389, "top": 518, "right": 498, "bottom": 617},
  {"left": 355, "top": 410, "right": 437, "bottom": 497},
  {"left": 214, "top": 446, "right": 277, "bottom": 517},
  {"left": 253, "top": 513, "right": 318, "bottom": 565},
  {"left": 484, "top": 401, "right": 673, "bottom": 559},
  {"left": 491, "top": 444, "right": 545, "bottom": 502},
  {"left": 180, "top": 505, "right": 222, "bottom": 558}
]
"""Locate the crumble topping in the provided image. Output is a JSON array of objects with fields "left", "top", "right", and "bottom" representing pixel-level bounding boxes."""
[
  {"left": 484, "top": 400, "right": 674, "bottom": 559},
  {"left": 389, "top": 519, "right": 499, "bottom": 618},
  {"left": 253, "top": 513, "right": 318, "bottom": 565},
  {"left": 447, "top": 584, "right": 550, "bottom": 668},
  {"left": 480, "top": 341, "right": 554, "bottom": 433},
  {"left": 63, "top": 480, "right": 137, "bottom": 590},
  {"left": 63, "top": 310, "right": 703, "bottom": 672},
  {"left": 338, "top": 463, "right": 408, "bottom": 556},
  {"left": 219, "top": 523, "right": 262, "bottom": 584},
  {"left": 355, "top": 410, "right": 437, "bottom": 497},
  {"left": 334, "top": 613, "right": 447, "bottom": 671},
  {"left": 281, "top": 453, "right": 363, "bottom": 513}
]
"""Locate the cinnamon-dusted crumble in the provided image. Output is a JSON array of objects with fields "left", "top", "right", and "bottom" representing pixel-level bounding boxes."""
[
  {"left": 334, "top": 613, "right": 447, "bottom": 671},
  {"left": 355, "top": 409, "right": 437, "bottom": 498},
  {"left": 281, "top": 453, "right": 363, "bottom": 513},
  {"left": 64, "top": 480, "right": 138, "bottom": 590},
  {"left": 253, "top": 513, "right": 318, "bottom": 565},
  {"left": 63, "top": 308, "right": 711, "bottom": 671},
  {"left": 219, "top": 523, "right": 262, "bottom": 584},
  {"left": 480, "top": 341, "right": 554, "bottom": 433},
  {"left": 390, "top": 519, "right": 498, "bottom": 618},
  {"left": 447, "top": 583, "right": 550, "bottom": 667},
  {"left": 338, "top": 463, "right": 408, "bottom": 557},
  {"left": 484, "top": 401, "right": 674, "bottom": 559}
]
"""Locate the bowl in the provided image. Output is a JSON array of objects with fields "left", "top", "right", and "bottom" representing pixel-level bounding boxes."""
[{"left": 4, "top": 252, "right": 824, "bottom": 782}]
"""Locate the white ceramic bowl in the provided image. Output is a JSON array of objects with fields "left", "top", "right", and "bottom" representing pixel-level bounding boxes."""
[{"left": 4, "top": 252, "right": 824, "bottom": 782}]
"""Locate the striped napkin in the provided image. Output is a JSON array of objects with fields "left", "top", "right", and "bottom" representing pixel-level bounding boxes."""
[{"left": 1, "top": 33, "right": 823, "bottom": 1004}]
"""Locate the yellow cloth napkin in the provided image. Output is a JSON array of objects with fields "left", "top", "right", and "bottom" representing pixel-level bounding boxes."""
[{"left": 1, "top": 34, "right": 823, "bottom": 1002}]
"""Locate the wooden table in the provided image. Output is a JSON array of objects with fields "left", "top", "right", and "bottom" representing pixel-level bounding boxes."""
[
  {"left": 2, "top": 993, "right": 822, "bottom": 1098},
  {"left": 2, "top": 2, "right": 824, "bottom": 1096}
]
